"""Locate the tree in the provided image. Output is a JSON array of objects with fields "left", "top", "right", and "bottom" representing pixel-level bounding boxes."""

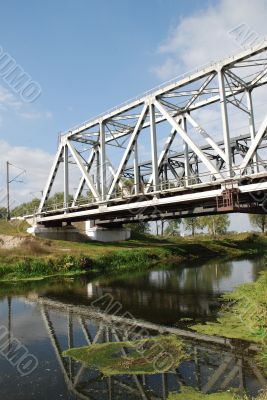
[
  {"left": 249, "top": 214, "right": 267, "bottom": 233},
  {"left": 0, "top": 207, "right": 7, "bottom": 219},
  {"left": 164, "top": 219, "right": 181, "bottom": 236},
  {"left": 183, "top": 217, "right": 203, "bottom": 236},
  {"left": 154, "top": 220, "right": 167, "bottom": 236},
  {"left": 11, "top": 192, "right": 74, "bottom": 217},
  {"left": 199, "top": 215, "right": 230, "bottom": 237},
  {"left": 125, "top": 222, "right": 150, "bottom": 236},
  {"left": 47, "top": 192, "right": 73, "bottom": 207},
  {"left": 12, "top": 198, "right": 40, "bottom": 217}
]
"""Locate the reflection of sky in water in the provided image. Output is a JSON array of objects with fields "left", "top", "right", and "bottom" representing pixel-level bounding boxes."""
[
  {"left": 148, "top": 259, "right": 264, "bottom": 294},
  {"left": 0, "top": 298, "right": 69, "bottom": 344},
  {"left": 217, "top": 260, "right": 259, "bottom": 292}
]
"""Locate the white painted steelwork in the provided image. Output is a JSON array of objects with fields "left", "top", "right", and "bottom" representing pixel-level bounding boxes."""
[{"left": 33, "top": 41, "right": 267, "bottom": 225}]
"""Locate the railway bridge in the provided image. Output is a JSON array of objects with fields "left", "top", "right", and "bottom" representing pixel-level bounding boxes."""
[{"left": 25, "top": 41, "right": 267, "bottom": 241}]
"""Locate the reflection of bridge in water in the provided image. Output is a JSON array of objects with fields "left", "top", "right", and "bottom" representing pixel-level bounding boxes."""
[{"left": 35, "top": 296, "right": 266, "bottom": 400}]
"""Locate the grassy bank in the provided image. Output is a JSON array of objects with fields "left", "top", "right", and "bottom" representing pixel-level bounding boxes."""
[
  {"left": 0, "top": 220, "right": 267, "bottom": 282},
  {"left": 191, "top": 270, "right": 267, "bottom": 376}
]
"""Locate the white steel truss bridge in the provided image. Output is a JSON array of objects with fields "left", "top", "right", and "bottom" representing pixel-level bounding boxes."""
[{"left": 29, "top": 41, "right": 267, "bottom": 229}]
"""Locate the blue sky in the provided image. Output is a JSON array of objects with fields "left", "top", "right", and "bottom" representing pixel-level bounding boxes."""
[
  {"left": 0, "top": 0, "right": 266, "bottom": 231},
  {"left": 0, "top": 0, "right": 212, "bottom": 151}
]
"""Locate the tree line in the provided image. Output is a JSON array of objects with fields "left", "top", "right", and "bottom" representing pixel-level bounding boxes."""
[
  {"left": 126, "top": 214, "right": 267, "bottom": 237},
  {"left": 151, "top": 215, "right": 230, "bottom": 237}
]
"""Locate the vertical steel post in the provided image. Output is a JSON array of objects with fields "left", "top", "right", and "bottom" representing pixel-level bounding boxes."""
[
  {"left": 100, "top": 121, "right": 106, "bottom": 201},
  {"left": 6, "top": 161, "right": 10, "bottom": 220},
  {"left": 133, "top": 142, "right": 139, "bottom": 194},
  {"left": 63, "top": 144, "right": 69, "bottom": 208},
  {"left": 218, "top": 69, "right": 232, "bottom": 178},
  {"left": 149, "top": 102, "right": 159, "bottom": 192},
  {"left": 96, "top": 147, "right": 101, "bottom": 195},
  {"left": 182, "top": 116, "right": 190, "bottom": 186},
  {"left": 164, "top": 163, "right": 168, "bottom": 187},
  {"left": 246, "top": 89, "right": 258, "bottom": 172}
]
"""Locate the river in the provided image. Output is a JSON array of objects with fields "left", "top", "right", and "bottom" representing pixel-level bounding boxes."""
[{"left": 0, "top": 257, "right": 266, "bottom": 399}]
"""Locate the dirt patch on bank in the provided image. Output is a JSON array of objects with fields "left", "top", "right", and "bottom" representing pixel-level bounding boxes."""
[
  {"left": 0, "top": 235, "right": 41, "bottom": 250},
  {"left": 0, "top": 234, "right": 53, "bottom": 255},
  {"left": 0, "top": 234, "right": 26, "bottom": 249}
]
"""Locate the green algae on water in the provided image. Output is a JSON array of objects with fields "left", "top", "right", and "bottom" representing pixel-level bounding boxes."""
[
  {"left": 168, "top": 387, "right": 267, "bottom": 400},
  {"left": 63, "top": 335, "right": 187, "bottom": 376},
  {"left": 168, "top": 387, "right": 237, "bottom": 400}
]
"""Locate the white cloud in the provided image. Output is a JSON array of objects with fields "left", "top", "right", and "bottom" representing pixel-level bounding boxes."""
[
  {"left": 0, "top": 86, "right": 22, "bottom": 111},
  {"left": 0, "top": 140, "right": 54, "bottom": 208},
  {"left": 151, "top": 58, "right": 181, "bottom": 82},
  {"left": 0, "top": 140, "right": 87, "bottom": 211},
  {"left": 0, "top": 85, "right": 52, "bottom": 121},
  {"left": 152, "top": 0, "right": 267, "bottom": 80},
  {"left": 18, "top": 110, "right": 53, "bottom": 120}
]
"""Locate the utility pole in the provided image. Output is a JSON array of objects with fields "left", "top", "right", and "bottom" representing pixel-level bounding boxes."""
[
  {"left": 6, "top": 161, "right": 26, "bottom": 220},
  {"left": 6, "top": 161, "right": 10, "bottom": 220}
]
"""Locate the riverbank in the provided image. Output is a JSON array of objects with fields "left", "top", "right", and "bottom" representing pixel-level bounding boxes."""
[
  {"left": 178, "top": 268, "right": 267, "bottom": 398},
  {"left": 0, "top": 220, "right": 266, "bottom": 282},
  {"left": 191, "top": 269, "right": 267, "bottom": 376}
]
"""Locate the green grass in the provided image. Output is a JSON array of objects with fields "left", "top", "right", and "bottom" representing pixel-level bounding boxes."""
[
  {"left": 0, "top": 219, "right": 29, "bottom": 236},
  {"left": 0, "top": 220, "right": 267, "bottom": 282},
  {"left": 191, "top": 270, "right": 267, "bottom": 375},
  {"left": 0, "top": 254, "right": 92, "bottom": 281},
  {"left": 63, "top": 335, "right": 186, "bottom": 376}
]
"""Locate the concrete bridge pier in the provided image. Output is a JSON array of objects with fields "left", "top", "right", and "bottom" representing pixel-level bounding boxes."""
[
  {"left": 27, "top": 223, "right": 85, "bottom": 242},
  {"left": 85, "top": 220, "right": 131, "bottom": 242},
  {"left": 27, "top": 221, "right": 131, "bottom": 242}
]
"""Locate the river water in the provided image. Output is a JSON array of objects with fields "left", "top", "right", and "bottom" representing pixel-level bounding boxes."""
[{"left": 0, "top": 257, "right": 266, "bottom": 399}]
